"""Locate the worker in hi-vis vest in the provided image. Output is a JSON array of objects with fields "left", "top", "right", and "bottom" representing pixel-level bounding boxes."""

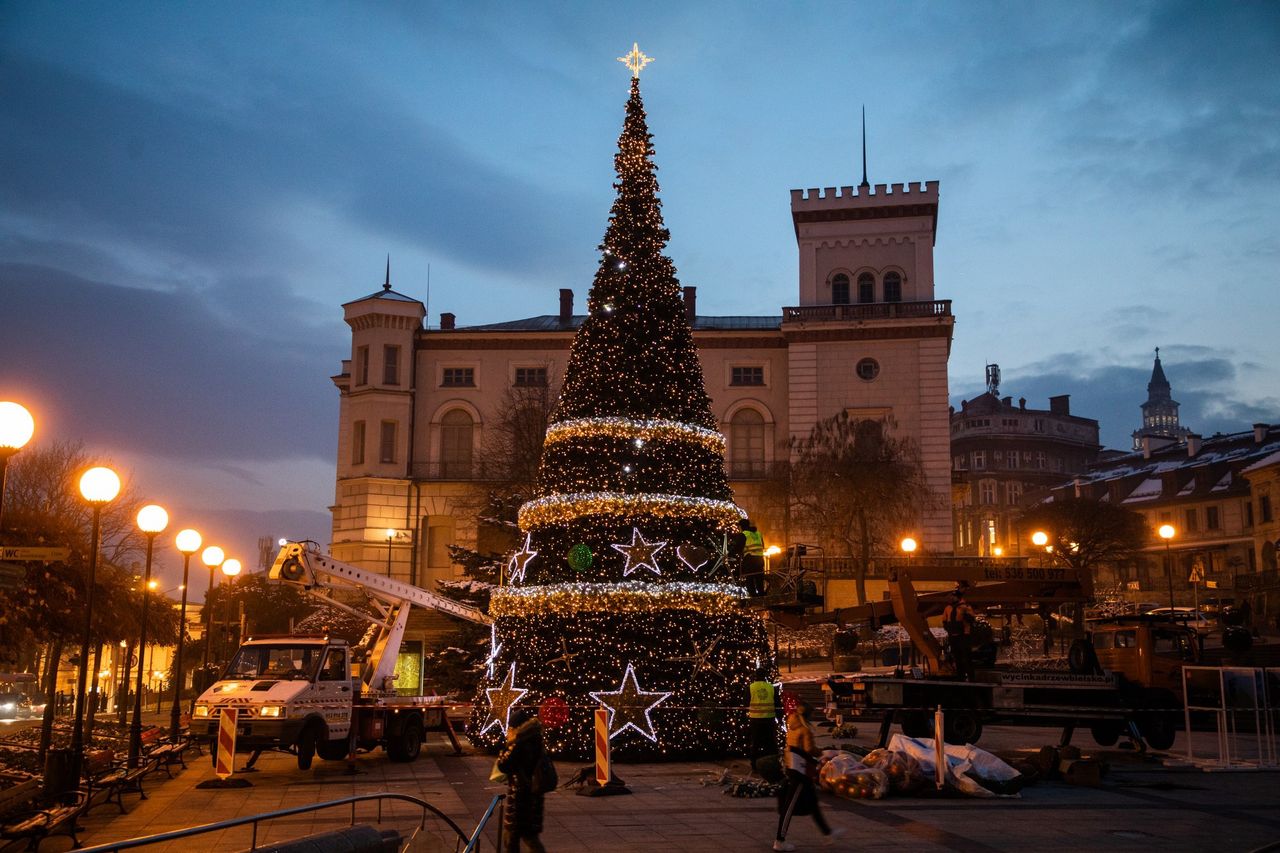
[
  {"left": 748, "top": 668, "right": 779, "bottom": 770},
  {"left": 741, "top": 519, "right": 766, "bottom": 596}
]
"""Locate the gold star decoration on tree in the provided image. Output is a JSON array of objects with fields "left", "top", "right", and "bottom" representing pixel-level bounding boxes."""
[
  {"left": 546, "top": 637, "right": 579, "bottom": 673},
  {"left": 589, "top": 664, "right": 672, "bottom": 742},
  {"left": 507, "top": 533, "right": 538, "bottom": 584},
  {"left": 480, "top": 663, "right": 528, "bottom": 735},
  {"left": 612, "top": 527, "right": 667, "bottom": 577},
  {"left": 665, "top": 636, "right": 725, "bottom": 681},
  {"left": 617, "top": 42, "right": 653, "bottom": 78}
]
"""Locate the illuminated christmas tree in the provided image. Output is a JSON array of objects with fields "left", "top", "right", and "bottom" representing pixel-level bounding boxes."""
[{"left": 468, "top": 46, "right": 775, "bottom": 759}]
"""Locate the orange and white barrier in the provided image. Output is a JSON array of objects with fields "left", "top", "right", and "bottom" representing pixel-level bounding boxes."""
[
  {"left": 594, "top": 708, "right": 611, "bottom": 785},
  {"left": 216, "top": 708, "right": 238, "bottom": 779}
]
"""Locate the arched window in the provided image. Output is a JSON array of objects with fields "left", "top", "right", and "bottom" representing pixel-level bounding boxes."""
[
  {"left": 830, "top": 273, "right": 850, "bottom": 305},
  {"left": 440, "top": 409, "right": 474, "bottom": 478},
  {"left": 857, "top": 272, "right": 875, "bottom": 304},
  {"left": 730, "top": 408, "right": 766, "bottom": 479},
  {"left": 883, "top": 271, "right": 902, "bottom": 302}
]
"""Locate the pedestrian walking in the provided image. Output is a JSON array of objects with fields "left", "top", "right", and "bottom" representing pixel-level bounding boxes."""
[
  {"left": 775, "top": 700, "right": 843, "bottom": 850},
  {"left": 497, "top": 708, "right": 551, "bottom": 853}
]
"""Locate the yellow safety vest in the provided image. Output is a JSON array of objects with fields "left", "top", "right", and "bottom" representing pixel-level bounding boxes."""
[
  {"left": 748, "top": 680, "right": 775, "bottom": 719},
  {"left": 743, "top": 529, "right": 765, "bottom": 557}
]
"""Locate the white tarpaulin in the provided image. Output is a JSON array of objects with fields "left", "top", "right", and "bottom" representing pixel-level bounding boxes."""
[{"left": 886, "top": 733, "right": 1020, "bottom": 798}]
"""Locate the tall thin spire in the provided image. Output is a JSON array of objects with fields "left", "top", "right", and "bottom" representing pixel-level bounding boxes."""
[
  {"left": 859, "top": 105, "right": 870, "bottom": 189},
  {"left": 382, "top": 255, "right": 391, "bottom": 291}
]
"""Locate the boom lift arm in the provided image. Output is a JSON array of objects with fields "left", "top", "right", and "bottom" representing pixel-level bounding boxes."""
[
  {"left": 772, "top": 558, "right": 1092, "bottom": 675},
  {"left": 270, "top": 543, "right": 491, "bottom": 693}
]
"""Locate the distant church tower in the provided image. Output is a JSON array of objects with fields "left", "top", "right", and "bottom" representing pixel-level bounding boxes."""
[{"left": 1131, "top": 348, "right": 1192, "bottom": 450}]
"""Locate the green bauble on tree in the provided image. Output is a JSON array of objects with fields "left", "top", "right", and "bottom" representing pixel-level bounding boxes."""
[{"left": 468, "top": 46, "right": 775, "bottom": 759}]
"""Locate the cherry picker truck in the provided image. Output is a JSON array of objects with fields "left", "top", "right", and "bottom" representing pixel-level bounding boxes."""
[{"left": 193, "top": 542, "right": 491, "bottom": 769}]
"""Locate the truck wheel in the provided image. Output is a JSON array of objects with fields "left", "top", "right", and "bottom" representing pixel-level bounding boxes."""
[
  {"left": 900, "top": 711, "right": 931, "bottom": 738},
  {"left": 942, "top": 710, "right": 983, "bottom": 746},
  {"left": 318, "top": 737, "right": 350, "bottom": 761},
  {"left": 297, "top": 723, "right": 322, "bottom": 770},
  {"left": 1140, "top": 714, "right": 1177, "bottom": 751},
  {"left": 1090, "top": 721, "right": 1122, "bottom": 747},
  {"left": 388, "top": 722, "right": 423, "bottom": 762}
]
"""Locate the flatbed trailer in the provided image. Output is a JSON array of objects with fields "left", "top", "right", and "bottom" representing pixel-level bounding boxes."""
[{"left": 829, "top": 666, "right": 1177, "bottom": 750}]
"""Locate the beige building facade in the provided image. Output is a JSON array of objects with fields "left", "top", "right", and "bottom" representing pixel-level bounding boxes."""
[{"left": 330, "top": 181, "right": 955, "bottom": 609}]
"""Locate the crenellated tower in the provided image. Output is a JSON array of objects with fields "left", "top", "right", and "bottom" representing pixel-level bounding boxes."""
[{"left": 785, "top": 178, "right": 954, "bottom": 552}]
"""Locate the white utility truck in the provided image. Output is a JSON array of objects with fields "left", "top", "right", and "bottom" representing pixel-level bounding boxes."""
[{"left": 193, "top": 542, "right": 490, "bottom": 769}]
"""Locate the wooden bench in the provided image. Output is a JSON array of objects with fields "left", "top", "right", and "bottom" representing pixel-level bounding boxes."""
[
  {"left": 82, "top": 749, "right": 152, "bottom": 816},
  {"left": 0, "top": 778, "right": 89, "bottom": 853},
  {"left": 141, "top": 728, "right": 187, "bottom": 779}
]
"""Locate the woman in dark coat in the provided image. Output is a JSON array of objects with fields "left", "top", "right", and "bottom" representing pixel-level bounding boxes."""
[{"left": 497, "top": 709, "right": 548, "bottom": 853}]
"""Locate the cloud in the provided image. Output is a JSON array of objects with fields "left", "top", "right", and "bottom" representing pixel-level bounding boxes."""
[
  {"left": 0, "top": 50, "right": 595, "bottom": 284},
  {"left": 0, "top": 262, "right": 337, "bottom": 463}
]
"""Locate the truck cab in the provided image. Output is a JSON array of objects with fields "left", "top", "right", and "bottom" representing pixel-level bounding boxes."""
[
  {"left": 194, "top": 636, "right": 356, "bottom": 767},
  {"left": 1090, "top": 619, "right": 1201, "bottom": 697}
]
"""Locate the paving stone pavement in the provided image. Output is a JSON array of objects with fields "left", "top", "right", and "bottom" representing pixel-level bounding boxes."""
[{"left": 45, "top": 724, "right": 1280, "bottom": 853}]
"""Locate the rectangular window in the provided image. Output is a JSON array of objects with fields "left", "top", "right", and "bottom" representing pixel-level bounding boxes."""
[
  {"left": 383, "top": 345, "right": 400, "bottom": 385},
  {"left": 1185, "top": 508, "right": 1198, "bottom": 533},
  {"left": 1006, "top": 452, "right": 1019, "bottom": 469},
  {"left": 1007, "top": 482, "right": 1023, "bottom": 505},
  {"left": 441, "top": 367, "right": 475, "bottom": 387},
  {"left": 514, "top": 366, "right": 548, "bottom": 387},
  {"left": 730, "top": 366, "right": 765, "bottom": 386},
  {"left": 1206, "top": 506, "right": 1220, "bottom": 530},
  {"left": 351, "top": 420, "right": 365, "bottom": 465},
  {"left": 356, "top": 346, "right": 369, "bottom": 385},
  {"left": 1035, "top": 451, "right": 1047, "bottom": 470},
  {"left": 1034, "top": 418, "right": 1045, "bottom": 432},
  {"left": 979, "top": 480, "right": 997, "bottom": 505},
  {"left": 1245, "top": 501, "right": 1254, "bottom": 528},
  {"left": 972, "top": 450, "right": 986, "bottom": 470},
  {"left": 379, "top": 420, "right": 397, "bottom": 464},
  {"left": 1263, "top": 495, "right": 1274, "bottom": 524}
]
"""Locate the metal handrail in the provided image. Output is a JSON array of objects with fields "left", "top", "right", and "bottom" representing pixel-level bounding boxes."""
[
  {"left": 463, "top": 794, "right": 505, "bottom": 853},
  {"left": 75, "top": 792, "right": 469, "bottom": 853}
]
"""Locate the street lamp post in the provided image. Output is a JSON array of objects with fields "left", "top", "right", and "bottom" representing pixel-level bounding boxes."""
[
  {"left": 70, "top": 466, "right": 121, "bottom": 783},
  {"left": 0, "top": 402, "right": 35, "bottom": 528},
  {"left": 200, "top": 546, "right": 225, "bottom": 669},
  {"left": 1159, "top": 524, "right": 1176, "bottom": 608},
  {"left": 128, "top": 504, "right": 168, "bottom": 768},
  {"left": 220, "top": 558, "right": 242, "bottom": 661},
  {"left": 385, "top": 528, "right": 395, "bottom": 574},
  {"left": 170, "top": 529, "right": 201, "bottom": 737}
]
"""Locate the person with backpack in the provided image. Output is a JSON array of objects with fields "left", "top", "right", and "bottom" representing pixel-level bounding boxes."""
[
  {"left": 774, "top": 700, "right": 844, "bottom": 850},
  {"left": 942, "top": 588, "right": 978, "bottom": 681},
  {"left": 497, "top": 708, "right": 555, "bottom": 852}
]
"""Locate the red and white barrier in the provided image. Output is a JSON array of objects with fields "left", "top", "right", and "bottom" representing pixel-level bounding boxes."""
[
  {"left": 216, "top": 708, "right": 238, "bottom": 779},
  {"left": 594, "top": 708, "right": 610, "bottom": 786}
]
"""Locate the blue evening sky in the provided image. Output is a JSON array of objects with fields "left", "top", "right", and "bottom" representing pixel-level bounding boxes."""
[{"left": 1, "top": 1, "right": 1277, "bottom": 590}]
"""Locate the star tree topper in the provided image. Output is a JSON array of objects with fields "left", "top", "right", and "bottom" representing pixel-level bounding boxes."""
[
  {"left": 617, "top": 42, "right": 653, "bottom": 78},
  {"left": 480, "top": 663, "right": 527, "bottom": 736},
  {"left": 612, "top": 528, "right": 667, "bottom": 577},
  {"left": 589, "top": 664, "right": 672, "bottom": 742}
]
